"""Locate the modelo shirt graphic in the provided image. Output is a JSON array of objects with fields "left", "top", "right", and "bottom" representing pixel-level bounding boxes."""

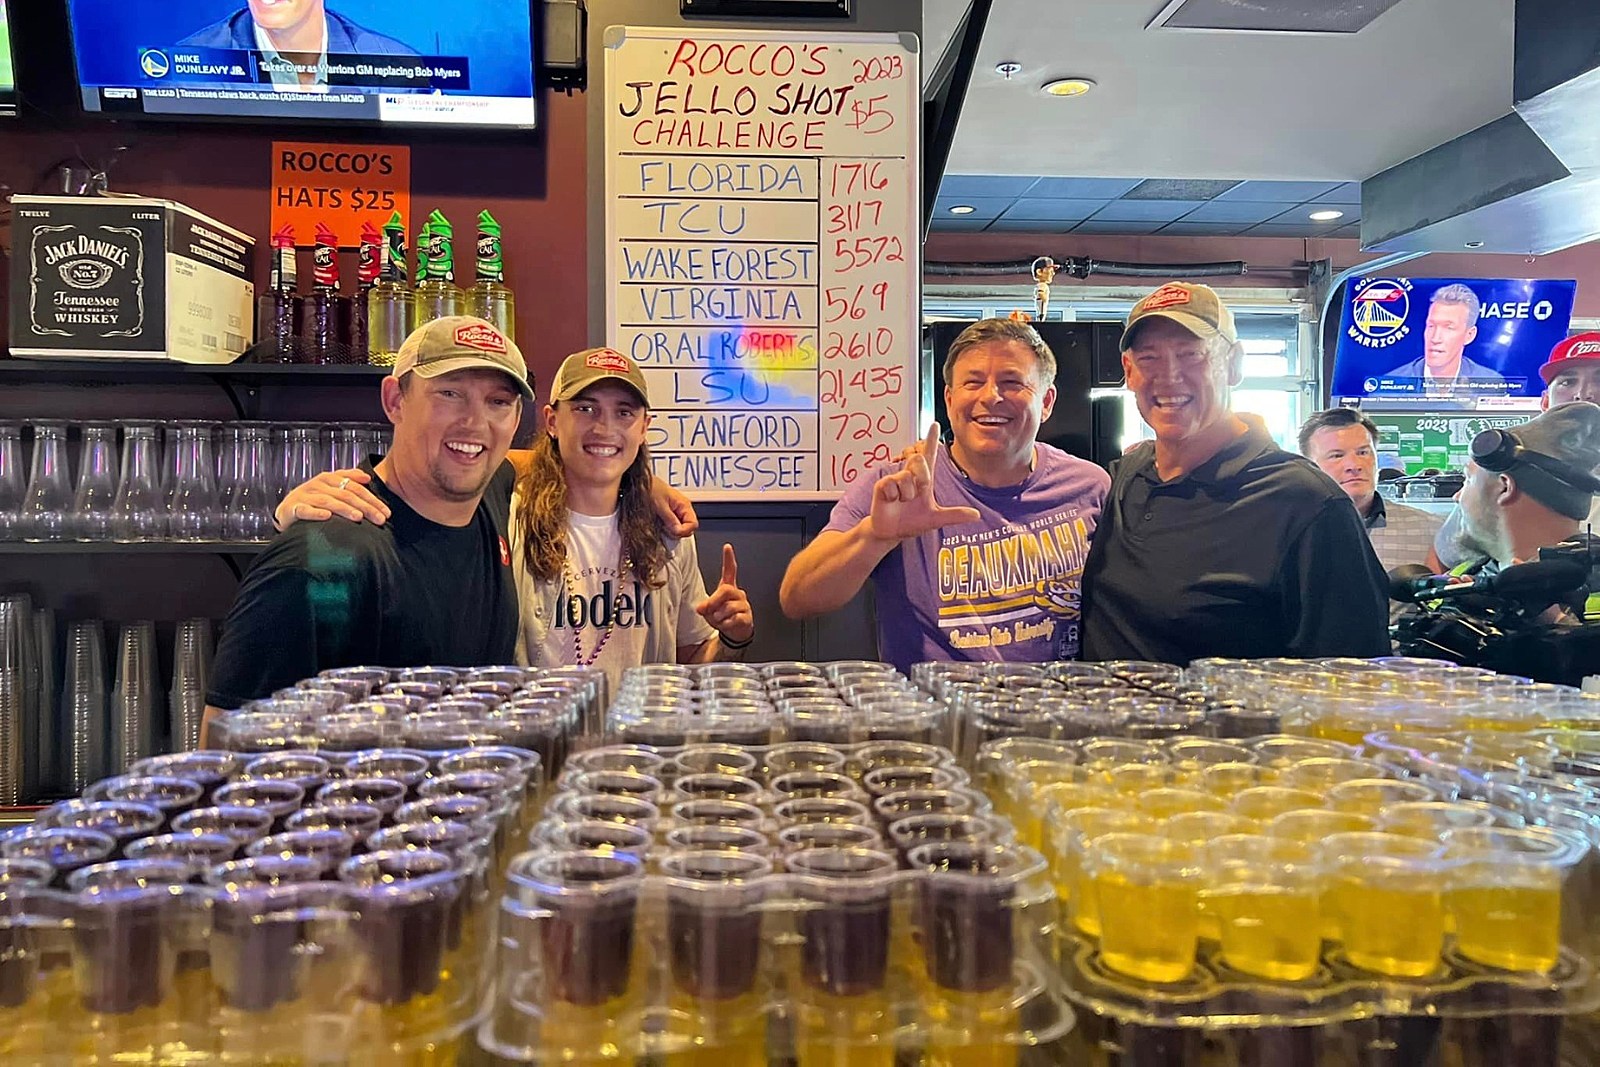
[
  {"left": 512, "top": 500, "right": 715, "bottom": 695},
  {"left": 824, "top": 442, "right": 1111, "bottom": 672}
]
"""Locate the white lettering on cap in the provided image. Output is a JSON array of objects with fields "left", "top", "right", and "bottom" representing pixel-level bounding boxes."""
[{"left": 454, "top": 323, "right": 508, "bottom": 355}]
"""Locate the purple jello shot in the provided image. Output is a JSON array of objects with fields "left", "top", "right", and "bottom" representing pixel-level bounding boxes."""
[
  {"left": 85, "top": 776, "right": 206, "bottom": 829},
  {"left": 314, "top": 777, "right": 408, "bottom": 820},
  {"left": 511, "top": 849, "right": 643, "bottom": 1007},
  {"left": 662, "top": 850, "right": 771, "bottom": 1001},
  {"left": 129, "top": 752, "right": 243, "bottom": 805},
  {"left": 787, "top": 847, "right": 898, "bottom": 997},
  {"left": 907, "top": 841, "right": 1033, "bottom": 994},
  {"left": 125, "top": 831, "right": 242, "bottom": 878},
  {"left": 38, "top": 800, "right": 164, "bottom": 857},
  {"left": 245, "top": 830, "right": 359, "bottom": 876},
  {"left": 171, "top": 805, "right": 274, "bottom": 851},
  {"left": 338, "top": 849, "right": 464, "bottom": 1005},
  {"left": 211, "top": 780, "right": 306, "bottom": 833},
  {"left": 339, "top": 751, "right": 431, "bottom": 797},
  {"left": 240, "top": 752, "right": 333, "bottom": 795},
  {"left": 1, "top": 828, "right": 117, "bottom": 889},
  {"left": 66, "top": 860, "right": 189, "bottom": 1015}
]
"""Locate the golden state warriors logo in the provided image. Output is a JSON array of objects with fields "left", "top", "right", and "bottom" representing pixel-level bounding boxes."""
[{"left": 1347, "top": 278, "right": 1414, "bottom": 349}]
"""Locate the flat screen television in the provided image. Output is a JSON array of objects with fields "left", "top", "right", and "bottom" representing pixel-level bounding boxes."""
[
  {"left": 0, "top": 0, "right": 18, "bottom": 116},
  {"left": 66, "top": 0, "right": 536, "bottom": 128},
  {"left": 1330, "top": 276, "right": 1576, "bottom": 402}
]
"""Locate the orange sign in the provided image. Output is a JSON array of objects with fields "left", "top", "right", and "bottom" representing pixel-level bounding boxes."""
[{"left": 270, "top": 141, "right": 411, "bottom": 248}]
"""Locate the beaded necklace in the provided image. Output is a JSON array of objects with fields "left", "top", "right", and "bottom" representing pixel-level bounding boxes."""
[{"left": 561, "top": 542, "right": 630, "bottom": 667}]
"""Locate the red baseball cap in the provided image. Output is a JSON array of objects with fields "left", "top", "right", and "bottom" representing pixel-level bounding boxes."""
[{"left": 1539, "top": 331, "right": 1600, "bottom": 384}]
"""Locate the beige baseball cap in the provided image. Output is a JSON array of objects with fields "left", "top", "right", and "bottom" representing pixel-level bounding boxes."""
[
  {"left": 551, "top": 347, "right": 651, "bottom": 406},
  {"left": 391, "top": 316, "right": 534, "bottom": 400},
  {"left": 1124, "top": 282, "right": 1240, "bottom": 347}
]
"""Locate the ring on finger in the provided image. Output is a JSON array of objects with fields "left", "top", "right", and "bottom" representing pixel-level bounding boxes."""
[{"left": 337, "top": 477, "right": 351, "bottom": 491}]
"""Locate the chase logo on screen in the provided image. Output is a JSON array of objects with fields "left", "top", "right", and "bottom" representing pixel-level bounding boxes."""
[
  {"left": 1348, "top": 278, "right": 1413, "bottom": 349},
  {"left": 140, "top": 50, "right": 171, "bottom": 79}
]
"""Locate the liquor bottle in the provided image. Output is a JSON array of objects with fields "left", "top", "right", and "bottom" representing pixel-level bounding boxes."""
[
  {"left": 255, "top": 225, "right": 298, "bottom": 363},
  {"left": 299, "top": 222, "right": 349, "bottom": 364},
  {"left": 415, "top": 209, "right": 464, "bottom": 326},
  {"left": 349, "top": 221, "right": 382, "bottom": 363},
  {"left": 367, "top": 211, "right": 416, "bottom": 367},
  {"left": 469, "top": 210, "right": 515, "bottom": 340}
]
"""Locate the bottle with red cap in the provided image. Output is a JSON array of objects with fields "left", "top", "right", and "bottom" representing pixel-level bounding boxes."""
[
  {"left": 298, "top": 223, "right": 351, "bottom": 364},
  {"left": 255, "top": 225, "right": 300, "bottom": 363},
  {"left": 350, "top": 222, "right": 383, "bottom": 364}
]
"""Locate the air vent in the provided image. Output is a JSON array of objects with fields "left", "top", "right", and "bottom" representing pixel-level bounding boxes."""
[
  {"left": 1123, "top": 179, "right": 1241, "bottom": 201},
  {"left": 1148, "top": 0, "right": 1405, "bottom": 34}
]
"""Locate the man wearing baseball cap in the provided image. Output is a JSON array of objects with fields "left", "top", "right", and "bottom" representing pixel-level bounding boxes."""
[
  {"left": 1079, "top": 282, "right": 1390, "bottom": 663},
  {"left": 1430, "top": 332, "right": 1600, "bottom": 571},
  {"left": 202, "top": 316, "right": 532, "bottom": 738},
  {"left": 503, "top": 347, "right": 755, "bottom": 693}
]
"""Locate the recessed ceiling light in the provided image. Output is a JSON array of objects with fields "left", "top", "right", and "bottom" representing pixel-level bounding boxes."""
[
  {"left": 1465, "top": 240, "right": 1485, "bottom": 249},
  {"left": 949, "top": 205, "right": 976, "bottom": 215},
  {"left": 1041, "top": 77, "right": 1097, "bottom": 98},
  {"left": 1309, "top": 209, "right": 1345, "bottom": 222}
]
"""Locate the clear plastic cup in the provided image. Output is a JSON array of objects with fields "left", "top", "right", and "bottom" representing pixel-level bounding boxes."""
[
  {"left": 212, "top": 781, "right": 306, "bottom": 832},
  {"left": 1231, "top": 787, "right": 1323, "bottom": 823},
  {"left": 245, "top": 830, "right": 358, "bottom": 875},
  {"left": 1137, "top": 788, "right": 1225, "bottom": 823},
  {"left": 887, "top": 814, "right": 1004, "bottom": 861},
  {"left": 533, "top": 820, "right": 652, "bottom": 857},
  {"left": 171, "top": 806, "right": 274, "bottom": 851},
  {"left": 1199, "top": 762, "right": 1271, "bottom": 798},
  {"left": 284, "top": 804, "right": 385, "bottom": 843},
  {"left": 770, "top": 771, "right": 865, "bottom": 804},
  {"left": 1051, "top": 808, "right": 1144, "bottom": 937},
  {"left": 314, "top": 777, "right": 407, "bottom": 819},
  {"left": 1202, "top": 835, "right": 1322, "bottom": 981},
  {"left": 1162, "top": 811, "right": 1257, "bottom": 845},
  {"left": 1267, "top": 810, "right": 1375, "bottom": 845},
  {"left": 1377, "top": 802, "right": 1497, "bottom": 842},
  {"left": 785, "top": 848, "right": 898, "bottom": 997},
  {"left": 1280, "top": 758, "right": 1389, "bottom": 792},
  {"left": 125, "top": 831, "right": 240, "bottom": 877},
  {"left": 1320, "top": 832, "right": 1447, "bottom": 977},
  {"left": 340, "top": 751, "right": 430, "bottom": 795},
  {"left": 668, "top": 800, "right": 767, "bottom": 832},
  {"left": 1327, "top": 778, "right": 1437, "bottom": 818},
  {"left": 671, "top": 774, "right": 765, "bottom": 806},
  {"left": 660, "top": 851, "right": 771, "bottom": 1002},
  {"left": 1441, "top": 826, "right": 1584, "bottom": 972},
  {"left": 764, "top": 743, "right": 847, "bottom": 777},
  {"left": 772, "top": 798, "right": 873, "bottom": 827},
  {"left": 906, "top": 841, "right": 1037, "bottom": 994},
  {"left": 509, "top": 850, "right": 644, "bottom": 1006},
  {"left": 1084, "top": 833, "right": 1203, "bottom": 984},
  {"left": 672, "top": 746, "right": 759, "bottom": 779},
  {"left": 778, "top": 823, "right": 883, "bottom": 854},
  {"left": 871, "top": 789, "right": 985, "bottom": 824}
]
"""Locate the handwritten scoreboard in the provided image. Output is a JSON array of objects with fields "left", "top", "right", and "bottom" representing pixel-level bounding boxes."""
[{"left": 604, "top": 27, "right": 921, "bottom": 499}]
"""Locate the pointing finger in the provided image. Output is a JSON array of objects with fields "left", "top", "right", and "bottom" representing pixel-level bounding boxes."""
[{"left": 720, "top": 543, "right": 738, "bottom": 587}]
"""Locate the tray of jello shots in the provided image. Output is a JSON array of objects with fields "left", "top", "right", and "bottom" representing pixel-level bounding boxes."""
[
  {"left": 0, "top": 726, "right": 542, "bottom": 1066},
  {"left": 974, "top": 730, "right": 1598, "bottom": 1067},
  {"left": 480, "top": 737, "right": 1076, "bottom": 1066},
  {"left": 607, "top": 661, "right": 951, "bottom": 749}
]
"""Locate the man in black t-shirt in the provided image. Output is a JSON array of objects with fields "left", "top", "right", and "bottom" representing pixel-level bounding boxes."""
[{"left": 203, "top": 316, "right": 534, "bottom": 741}]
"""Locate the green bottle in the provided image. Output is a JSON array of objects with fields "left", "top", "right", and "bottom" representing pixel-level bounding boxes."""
[
  {"left": 468, "top": 210, "right": 515, "bottom": 341},
  {"left": 415, "top": 210, "right": 464, "bottom": 325},
  {"left": 367, "top": 211, "right": 415, "bottom": 366}
]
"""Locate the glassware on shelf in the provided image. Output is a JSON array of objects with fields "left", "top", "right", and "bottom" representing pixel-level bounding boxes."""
[
  {"left": 0, "top": 422, "right": 26, "bottom": 541},
  {"left": 20, "top": 421, "right": 73, "bottom": 543},
  {"left": 110, "top": 424, "right": 165, "bottom": 543},
  {"left": 166, "top": 422, "right": 220, "bottom": 542},
  {"left": 224, "top": 424, "right": 276, "bottom": 542},
  {"left": 70, "top": 423, "right": 120, "bottom": 542},
  {"left": 283, "top": 424, "right": 322, "bottom": 503}
]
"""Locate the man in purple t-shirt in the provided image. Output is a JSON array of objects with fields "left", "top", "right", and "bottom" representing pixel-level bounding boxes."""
[{"left": 780, "top": 318, "right": 1110, "bottom": 671}]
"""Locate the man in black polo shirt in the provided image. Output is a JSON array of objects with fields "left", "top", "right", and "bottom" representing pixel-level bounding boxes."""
[
  {"left": 1080, "top": 283, "right": 1390, "bottom": 664},
  {"left": 202, "top": 316, "right": 533, "bottom": 739}
]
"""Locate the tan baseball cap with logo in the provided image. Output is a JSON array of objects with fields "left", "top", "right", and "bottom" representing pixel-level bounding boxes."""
[
  {"left": 1123, "top": 282, "right": 1240, "bottom": 347},
  {"left": 391, "top": 316, "right": 534, "bottom": 400},
  {"left": 551, "top": 347, "right": 651, "bottom": 407}
]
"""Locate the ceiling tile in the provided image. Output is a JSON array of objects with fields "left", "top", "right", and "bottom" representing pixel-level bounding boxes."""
[
  {"left": 1313, "top": 183, "right": 1363, "bottom": 205},
  {"left": 932, "top": 196, "right": 1017, "bottom": 220},
  {"left": 936, "top": 175, "right": 1041, "bottom": 198},
  {"left": 1177, "top": 200, "right": 1286, "bottom": 224},
  {"left": 1241, "top": 223, "right": 1324, "bottom": 236},
  {"left": 985, "top": 218, "right": 1084, "bottom": 233},
  {"left": 1125, "top": 178, "right": 1242, "bottom": 201},
  {"left": 1070, "top": 220, "right": 1171, "bottom": 234},
  {"left": 928, "top": 218, "right": 997, "bottom": 232},
  {"left": 996, "top": 197, "right": 1107, "bottom": 221},
  {"left": 1158, "top": 222, "right": 1256, "bottom": 236},
  {"left": 1215, "top": 180, "right": 1346, "bottom": 203},
  {"left": 1266, "top": 204, "right": 1358, "bottom": 226},
  {"left": 1089, "top": 199, "right": 1202, "bottom": 222},
  {"left": 1024, "top": 176, "right": 1143, "bottom": 199}
]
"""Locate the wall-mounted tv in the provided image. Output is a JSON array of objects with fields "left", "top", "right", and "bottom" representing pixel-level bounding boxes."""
[
  {"left": 0, "top": 0, "right": 18, "bottom": 116},
  {"left": 1331, "top": 277, "right": 1576, "bottom": 402},
  {"left": 66, "top": 0, "right": 536, "bottom": 128}
]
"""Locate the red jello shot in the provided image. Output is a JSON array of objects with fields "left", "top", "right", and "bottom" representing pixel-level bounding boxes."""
[
  {"left": 661, "top": 850, "right": 772, "bottom": 1001},
  {"left": 785, "top": 847, "right": 898, "bottom": 997}
]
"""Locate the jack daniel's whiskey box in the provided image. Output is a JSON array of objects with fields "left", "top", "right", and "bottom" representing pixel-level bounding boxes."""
[{"left": 8, "top": 195, "right": 255, "bottom": 362}]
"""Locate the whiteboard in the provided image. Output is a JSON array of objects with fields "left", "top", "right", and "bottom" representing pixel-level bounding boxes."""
[{"left": 604, "top": 25, "right": 921, "bottom": 500}]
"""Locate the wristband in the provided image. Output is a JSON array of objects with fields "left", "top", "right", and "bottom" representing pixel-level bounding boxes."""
[{"left": 718, "top": 630, "right": 754, "bottom": 651}]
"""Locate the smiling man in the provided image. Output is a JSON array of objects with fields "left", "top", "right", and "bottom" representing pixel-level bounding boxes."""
[
  {"left": 780, "top": 318, "right": 1110, "bottom": 671},
  {"left": 182, "top": 1, "right": 417, "bottom": 91},
  {"left": 1298, "top": 407, "right": 1442, "bottom": 571},
  {"left": 1079, "top": 283, "right": 1390, "bottom": 664},
  {"left": 202, "top": 316, "right": 531, "bottom": 739}
]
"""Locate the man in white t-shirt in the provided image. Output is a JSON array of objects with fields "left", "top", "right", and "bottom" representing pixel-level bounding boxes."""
[{"left": 508, "top": 348, "right": 754, "bottom": 692}]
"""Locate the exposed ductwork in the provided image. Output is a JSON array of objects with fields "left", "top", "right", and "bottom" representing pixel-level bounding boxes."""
[{"left": 1361, "top": 0, "right": 1600, "bottom": 256}]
